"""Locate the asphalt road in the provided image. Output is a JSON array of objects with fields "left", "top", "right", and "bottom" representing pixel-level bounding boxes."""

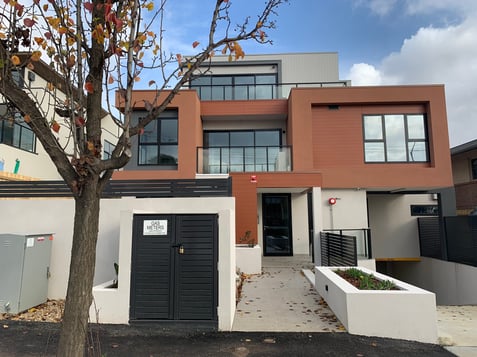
[{"left": 0, "top": 321, "right": 454, "bottom": 357}]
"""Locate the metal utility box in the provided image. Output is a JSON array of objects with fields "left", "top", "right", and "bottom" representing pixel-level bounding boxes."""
[{"left": 0, "top": 233, "right": 53, "bottom": 314}]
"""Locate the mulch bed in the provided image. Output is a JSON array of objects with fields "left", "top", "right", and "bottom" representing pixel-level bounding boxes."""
[{"left": 1, "top": 299, "right": 64, "bottom": 323}]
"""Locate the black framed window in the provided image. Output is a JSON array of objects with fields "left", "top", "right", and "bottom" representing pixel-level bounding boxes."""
[
  {"left": 363, "top": 114, "right": 428, "bottom": 163},
  {"left": 204, "top": 129, "right": 282, "bottom": 173},
  {"left": 204, "top": 129, "right": 281, "bottom": 148},
  {"left": 138, "top": 110, "right": 178, "bottom": 166},
  {"left": 472, "top": 159, "right": 477, "bottom": 180},
  {"left": 0, "top": 113, "right": 36, "bottom": 152},
  {"left": 190, "top": 74, "right": 277, "bottom": 100}
]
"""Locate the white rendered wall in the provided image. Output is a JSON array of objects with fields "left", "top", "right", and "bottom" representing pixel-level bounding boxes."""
[
  {"left": 312, "top": 187, "right": 323, "bottom": 265},
  {"left": 321, "top": 189, "right": 368, "bottom": 230},
  {"left": 0, "top": 196, "right": 236, "bottom": 330},
  {"left": 368, "top": 194, "right": 436, "bottom": 259},
  {"left": 0, "top": 143, "right": 59, "bottom": 179},
  {"left": 207, "top": 53, "right": 342, "bottom": 83},
  {"left": 383, "top": 257, "right": 477, "bottom": 305},
  {"left": 291, "top": 193, "right": 309, "bottom": 254}
]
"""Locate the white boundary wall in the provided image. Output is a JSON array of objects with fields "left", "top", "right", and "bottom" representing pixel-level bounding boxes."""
[
  {"left": 0, "top": 197, "right": 236, "bottom": 330},
  {"left": 385, "top": 257, "right": 477, "bottom": 305}
]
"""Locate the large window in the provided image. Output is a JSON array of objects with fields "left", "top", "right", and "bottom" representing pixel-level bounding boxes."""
[
  {"left": 203, "top": 129, "right": 283, "bottom": 173},
  {"left": 138, "top": 111, "right": 178, "bottom": 166},
  {"left": 363, "top": 114, "right": 428, "bottom": 163},
  {"left": 0, "top": 113, "right": 36, "bottom": 152},
  {"left": 190, "top": 74, "right": 277, "bottom": 100}
]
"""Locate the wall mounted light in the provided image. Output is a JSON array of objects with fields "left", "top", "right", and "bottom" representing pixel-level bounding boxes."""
[
  {"left": 328, "top": 197, "right": 337, "bottom": 205},
  {"left": 250, "top": 175, "right": 257, "bottom": 183}
]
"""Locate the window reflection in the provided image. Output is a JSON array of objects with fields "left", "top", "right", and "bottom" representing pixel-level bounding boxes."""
[
  {"left": 202, "top": 129, "right": 285, "bottom": 173},
  {"left": 0, "top": 114, "right": 36, "bottom": 153},
  {"left": 190, "top": 74, "right": 278, "bottom": 100},
  {"left": 363, "top": 114, "right": 428, "bottom": 163},
  {"left": 363, "top": 116, "right": 383, "bottom": 140},
  {"left": 138, "top": 110, "right": 178, "bottom": 166},
  {"left": 385, "top": 115, "right": 406, "bottom": 161}
]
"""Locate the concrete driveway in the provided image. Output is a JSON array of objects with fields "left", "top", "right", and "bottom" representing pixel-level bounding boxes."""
[
  {"left": 233, "top": 255, "right": 477, "bottom": 357},
  {"left": 233, "top": 255, "right": 343, "bottom": 332}
]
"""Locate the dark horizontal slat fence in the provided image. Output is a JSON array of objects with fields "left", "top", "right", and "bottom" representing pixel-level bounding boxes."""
[
  {"left": 320, "top": 232, "right": 357, "bottom": 267},
  {"left": 417, "top": 217, "right": 442, "bottom": 259},
  {"left": 418, "top": 215, "right": 477, "bottom": 267},
  {"left": 0, "top": 178, "right": 232, "bottom": 198}
]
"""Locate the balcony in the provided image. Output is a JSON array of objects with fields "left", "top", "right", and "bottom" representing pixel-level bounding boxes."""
[
  {"left": 197, "top": 146, "right": 291, "bottom": 174},
  {"left": 189, "top": 81, "right": 350, "bottom": 101}
]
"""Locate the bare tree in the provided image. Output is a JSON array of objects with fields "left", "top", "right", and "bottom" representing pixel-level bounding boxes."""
[{"left": 0, "top": 0, "right": 288, "bottom": 355}]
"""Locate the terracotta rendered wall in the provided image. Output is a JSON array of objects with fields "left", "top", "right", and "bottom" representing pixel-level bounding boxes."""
[
  {"left": 200, "top": 99, "right": 288, "bottom": 118},
  {"left": 288, "top": 86, "right": 453, "bottom": 189},
  {"left": 114, "top": 90, "right": 202, "bottom": 180}
]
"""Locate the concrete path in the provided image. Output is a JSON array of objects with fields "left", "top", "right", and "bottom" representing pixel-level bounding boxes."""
[
  {"left": 233, "top": 255, "right": 477, "bottom": 357},
  {"left": 233, "top": 255, "right": 344, "bottom": 332},
  {"left": 437, "top": 305, "right": 477, "bottom": 357}
]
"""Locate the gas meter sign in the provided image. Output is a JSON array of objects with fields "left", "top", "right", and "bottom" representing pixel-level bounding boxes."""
[{"left": 143, "top": 220, "right": 168, "bottom": 236}]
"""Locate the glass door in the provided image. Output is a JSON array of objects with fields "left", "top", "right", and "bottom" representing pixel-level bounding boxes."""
[{"left": 262, "top": 194, "right": 292, "bottom": 256}]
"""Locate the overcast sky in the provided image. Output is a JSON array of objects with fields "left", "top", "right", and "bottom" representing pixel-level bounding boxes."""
[{"left": 161, "top": 0, "right": 477, "bottom": 147}]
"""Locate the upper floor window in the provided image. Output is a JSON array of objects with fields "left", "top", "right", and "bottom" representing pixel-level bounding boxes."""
[
  {"left": 203, "top": 129, "right": 285, "bottom": 173},
  {"left": 472, "top": 158, "right": 477, "bottom": 180},
  {"left": 205, "top": 129, "right": 281, "bottom": 148},
  {"left": 138, "top": 110, "right": 178, "bottom": 166},
  {"left": 363, "top": 114, "right": 428, "bottom": 163},
  {"left": 190, "top": 74, "right": 277, "bottom": 100},
  {"left": 0, "top": 113, "right": 36, "bottom": 153}
]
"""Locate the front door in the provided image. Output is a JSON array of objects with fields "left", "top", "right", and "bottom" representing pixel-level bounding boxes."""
[
  {"left": 130, "top": 214, "right": 218, "bottom": 322},
  {"left": 262, "top": 194, "right": 293, "bottom": 256}
]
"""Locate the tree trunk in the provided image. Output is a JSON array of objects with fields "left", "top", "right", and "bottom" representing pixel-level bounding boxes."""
[{"left": 57, "top": 181, "right": 101, "bottom": 357}]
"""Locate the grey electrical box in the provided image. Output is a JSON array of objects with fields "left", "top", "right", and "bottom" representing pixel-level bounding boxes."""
[{"left": 0, "top": 233, "right": 53, "bottom": 314}]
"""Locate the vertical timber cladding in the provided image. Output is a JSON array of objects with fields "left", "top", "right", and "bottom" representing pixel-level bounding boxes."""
[{"left": 130, "top": 214, "right": 218, "bottom": 322}]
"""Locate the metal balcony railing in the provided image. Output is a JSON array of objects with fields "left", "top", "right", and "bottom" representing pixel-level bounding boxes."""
[
  {"left": 197, "top": 146, "right": 291, "bottom": 174},
  {"left": 189, "top": 81, "right": 350, "bottom": 101}
]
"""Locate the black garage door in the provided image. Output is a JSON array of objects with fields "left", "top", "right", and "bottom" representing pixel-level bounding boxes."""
[{"left": 130, "top": 214, "right": 218, "bottom": 322}]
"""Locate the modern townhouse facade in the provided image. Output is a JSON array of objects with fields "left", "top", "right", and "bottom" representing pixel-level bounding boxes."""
[
  {"left": 1, "top": 52, "right": 462, "bottom": 329},
  {"left": 114, "top": 53, "right": 454, "bottom": 271}
]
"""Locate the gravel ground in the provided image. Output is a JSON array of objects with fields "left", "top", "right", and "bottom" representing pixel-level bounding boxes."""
[{"left": 0, "top": 300, "right": 64, "bottom": 323}]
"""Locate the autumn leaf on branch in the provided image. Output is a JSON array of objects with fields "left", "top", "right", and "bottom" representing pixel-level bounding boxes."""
[
  {"left": 11, "top": 55, "right": 21, "bottom": 66},
  {"left": 51, "top": 121, "right": 60, "bottom": 133},
  {"left": 84, "top": 82, "right": 94, "bottom": 94}
]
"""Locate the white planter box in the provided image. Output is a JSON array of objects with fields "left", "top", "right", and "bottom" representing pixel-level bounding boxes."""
[
  {"left": 315, "top": 266, "right": 437, "bottom": 343},
  {"left": 236, "top": 245, "right": 261, "bottom": 274},
  {"left": 90, "top": 280, "right": 129, "bottom": 324}
]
